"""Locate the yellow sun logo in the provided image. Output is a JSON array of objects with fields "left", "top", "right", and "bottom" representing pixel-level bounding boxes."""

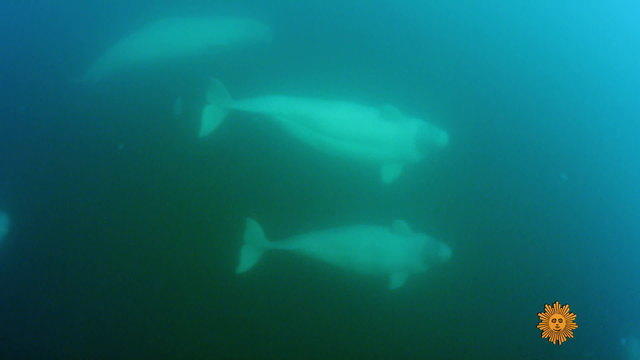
[{"left": 537, "top": 301, "right": 578, "bottom": 345}]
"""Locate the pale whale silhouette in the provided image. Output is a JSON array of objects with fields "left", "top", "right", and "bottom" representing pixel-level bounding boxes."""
[
  {"left": 82, "top": 17, "right": 272, "bottom": 82},
  {"left": 236, "top": 218, "right": 451, "bottom": 290},
  {"left": 199, "top": 79, "right": 449, "bottom": 183}
]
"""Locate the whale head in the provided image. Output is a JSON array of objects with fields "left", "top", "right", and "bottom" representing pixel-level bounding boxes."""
[
  {"left": 415, "top": 121, "right": 449, "bottom": 156},
  {"left": 417, "top": 235, "right": 452, "bottom": 271},
  {"left": 218, "top": 17, "right": 273, "bottom": 45}
]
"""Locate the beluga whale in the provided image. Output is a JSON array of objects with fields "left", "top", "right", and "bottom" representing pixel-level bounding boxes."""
[
  {"left": 82, "top": 17, "right": 272, "bottom": 82},
  {"left": 199, "top": 79, "right": 449, "bottom": 183},
  {"left": 236, "top": 218, "right": 452, "bottom": 290}
]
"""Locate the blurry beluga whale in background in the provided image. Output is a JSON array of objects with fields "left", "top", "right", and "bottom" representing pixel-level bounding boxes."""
[
  {"left": 199, "top": 79, "right": 449, "bottom": 184},
  {"left": 236, "top": 218, "right": 451, "bottom": 290},
  {"left": 82, "top": 17, "right": 272, "bottom": 82},
  {"left": 0, "top": 211, "right": 9, "bottom": 243}
]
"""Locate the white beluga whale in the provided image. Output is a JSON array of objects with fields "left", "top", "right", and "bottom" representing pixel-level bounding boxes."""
[
  {"left": 236, "top": 218, "right": 451, "bottom": 290},
  {"left": 199, "top": 79, "right": 449, "bottom": 184},
  {"left": 0, "top": 211, "right": 9, "bottom": 243},
  {"left": 82, "top": 17, "right": 272, "bottom": 82}
]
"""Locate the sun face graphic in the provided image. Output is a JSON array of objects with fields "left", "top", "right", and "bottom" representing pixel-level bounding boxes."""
[{"left": 537, "top": 301, "right": 578, "bottom": 345}]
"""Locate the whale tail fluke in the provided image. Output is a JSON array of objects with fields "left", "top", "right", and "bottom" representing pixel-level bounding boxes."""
[
  {"left": 236, "top": 218, "right": 271, "bottom": 274},
  {"left": 199, "top": 78, "right": 233, "bottom": 138}
]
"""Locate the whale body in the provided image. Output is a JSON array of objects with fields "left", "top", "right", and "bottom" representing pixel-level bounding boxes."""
[
  {"left": 236, "top": 218, "right": 451, "bottom": 290},
  {"left": 199, "top": 79, "right": 449, "bottom": 183},
  {"left": 82, "top": 17, "right": 272, "bottom": 82}
]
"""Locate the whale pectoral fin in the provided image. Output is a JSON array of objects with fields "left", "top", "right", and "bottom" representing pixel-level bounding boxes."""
[
  {"left": 381, "top": 163, "right": 404, "bottom": 184},
  {"left": 199, "top": 78, "right": 232, "bottom": 138},
  {"left": 389, "top": 272, "right": 409, "bottom": 290},
  {"left": 199, "top": 104, "right": 226, "bottom": 137},
  {"left": 380, "top": 104, "right": 404, "bottom": 121},
  {"left": 392, "top": 220, "right": 413, "bottom": 236}
]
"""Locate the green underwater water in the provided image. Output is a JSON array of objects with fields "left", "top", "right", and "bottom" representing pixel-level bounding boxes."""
[{"left": 0, "top": 1, "right": 638, "bottom": 359}]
